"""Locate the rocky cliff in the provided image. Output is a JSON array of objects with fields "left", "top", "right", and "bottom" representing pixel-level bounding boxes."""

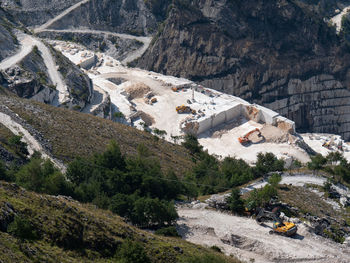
[
  {"left": 37, "top": 0, "right": 158, "bottom": 36},
  {"left": 137, "top": 0, "right": 350, "bottom": 139},
  {"left": 0, "top": 44, "right": 92, "bottom": 110},
  {"left": 1, "top": 0, "right": 83, "bottom": 26},
  {"left": 0, "top": 8, "right": 18, "bottom": 61}
]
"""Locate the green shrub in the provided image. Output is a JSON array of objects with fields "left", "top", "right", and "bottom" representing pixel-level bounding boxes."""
[
  {"left": 254, "top": 152, "right": 284, "bottom": 177},
  {"left": 8, "top": 135, "right": 29, "bottom": 157},
  {"left": 115, "top": 240, "right": 150, "bottom": 263},
  {"left": 268, "top": 173, "right": 282, "bottom": 188},
  {"left": 227, "top": 188, "right": 244, "bottom": 213},
  {"left": 307, "top": 154, "right": 327, "bottom": 171},
  {"left": 8, "top": 216, "right": 38, "bottom": 240},
  {"left": 155, "top": 226, "right": 180, "bottom": 237},
  {"left": 182, "top": 134, "right": 203, "bottom": 155}
]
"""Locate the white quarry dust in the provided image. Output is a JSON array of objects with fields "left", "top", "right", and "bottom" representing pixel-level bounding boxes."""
[
  {"left": 240, "top": 174, "right": 327, "bottom": 194},
  {"left": 42, "top": 29, "right": 151, "bottom": 65},
  {"left": 0, "top": 111, "right": 66, "bottom": 172},
  {"left": 198, "top": 121, "right": 310, "bottom": 164},
  {"left": 51, "top": 40, "right": 316, "bottom": 164},
  {"left": 177, "top": 206, "right": 350, "bottom": 263},
  {"left": 34, "top": 0, "right": 91, "bottom": 33},
  {"left": 330, "top": 6, "right": 350, "bottom": 32},
  {"left": 0, "top": 31, "right": 69, "bottom": 104}
]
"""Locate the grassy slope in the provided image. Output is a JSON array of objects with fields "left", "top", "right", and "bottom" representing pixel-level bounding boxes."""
[
  {"left": 0, "top": 181, "right": 240, "bottom": 263},
  {"left": 0, "top": 95, "right": 193, "bottom": 174}
]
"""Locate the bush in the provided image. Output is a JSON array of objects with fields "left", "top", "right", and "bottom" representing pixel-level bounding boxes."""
[
  {"left": 8, "top": 135, "right": 29, "bottom": 157},
  {"left": 221, "top": 157, "right": 253, "bottom": 186},
  {"left": 246, "top": 184, "right": 277, "bottom": 209},
  {"left": 254, "top": 152, "right": 284, "bottom": 177},
  {"left": 155, "top": 226, "right": 180, "bottom": 237},
  {"left": 15, "top": 157, "right": 72, "bottom": 196},
  {"left": 227, "top": 188, "right": 244, "bottom": 213},
  {"left": 8, "top": 216, "right": 38, "bottom": 240},
  {"left": 115, "top": 240, "right": 150, "bottom": 263},
  {"left": 308, "top": 154, "right": 327, "bottom": 171},
  {"left": 182, "top": 134, "right": 203, "bottom": 155},
  {"left": 131, "top": 197, "right": 178, "bottom": 228},
  {"left": 268, "top": 173, "right": 282, "bottom": 188}
]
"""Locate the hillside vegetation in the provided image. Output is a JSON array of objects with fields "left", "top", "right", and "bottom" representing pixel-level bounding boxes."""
[
  {"left": 0, "top": 181, "right": 240, "bottom": 263},
  {"left": 0, "top": 95, "right": 193, "bottom": 175}
]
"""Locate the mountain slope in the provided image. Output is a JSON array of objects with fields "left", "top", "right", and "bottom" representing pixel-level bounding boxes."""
[
  {"left": 0, "top": 181, "right": 240, "bottom": 263},
  {"left": 137, "top": 0, "right": 350, "bottom": 139},
  {"left": 0, "top": 95, "right": 193, "bottom": 174}
]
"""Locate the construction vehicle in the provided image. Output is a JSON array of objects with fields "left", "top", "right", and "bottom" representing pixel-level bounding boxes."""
[
  {"left": 176, "top": 105, "right": 192, "bottom": 114},
  {"left": 238, "top": 128, "right": 261, "bottom": 144},
  {"left": 256, "top": 208, "right": 297, "bottom": 237},
  {"left": 322, "top": 136, "right": 334, "bottom": 149}
]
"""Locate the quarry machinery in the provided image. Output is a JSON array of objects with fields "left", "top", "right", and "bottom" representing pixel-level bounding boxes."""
[
  {"left": 256, "top": 208, "right": 297, "bottom": 237},
  {"left": 322, "top": 136, "right": 334, "bottom": 149},
  {"left": 176, "top": 105, "right": 196, "bottom": 114},
  {"left": 238, "top": 128, "right": 261, "bottom": 144}
]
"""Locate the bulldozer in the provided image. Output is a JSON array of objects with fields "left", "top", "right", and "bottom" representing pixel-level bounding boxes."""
[
  {"left": 256, "top": 208, "right": 297, "bottom": 237},
  {"left": 176, "top": 105, "right": 194, "bottom": 114},
  {"left": 238, "top": 128, "right": 261, "bottom": 144}
]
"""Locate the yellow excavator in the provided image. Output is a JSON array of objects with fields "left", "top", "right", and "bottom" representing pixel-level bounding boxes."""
[
  {"left": 256, "top": 208, "right": 297, "bottom": 237},
  {"left": 176, "top": 105, "right": 196, "bottom": 114}
]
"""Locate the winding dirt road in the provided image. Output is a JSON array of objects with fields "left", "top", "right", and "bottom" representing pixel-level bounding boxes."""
[{"left": 34, "top": 0, "right": 90, "bottom": 34}]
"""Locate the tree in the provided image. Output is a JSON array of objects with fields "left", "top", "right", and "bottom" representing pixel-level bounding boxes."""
[
  {"left": 182, "top": 134, "right": 203, "bottom": 155},
  {"left": 16, "top": 157, "right": 71, "bottom": 195},
  {"left": 268, "top": 173, "right": 282, "bottom": 188},
  {"left": 131, "top": 197, "right": 178, "bottom": 228},
  {"left": 246, "top": 184, "right": 278, "bottom": 209},
  {"left": 66, "top": 157, "right": 92, "bottom": 185},
  {"left": 221, "top": 157, "right": 253, "bottom": 187},
  {"left": 8, "top": 135, "right": 29, "bottom": 157},
  {"left": 254, "top": 152, "right": 284, "bottom": 177},
  {"left": 96, "top": 140, "right": 125, "bottom": 170},
  {"left": 8, "top": 216, "right": 38, "bottom": 240},
  {"left": 326, "top": 151, "right": 344, "bottom": 165},
  {"left": 227, "top": 188, "right": 244, "bottom": 213},
  {"left": 307, "top": 154, "right": 327, "bottom": 172}
]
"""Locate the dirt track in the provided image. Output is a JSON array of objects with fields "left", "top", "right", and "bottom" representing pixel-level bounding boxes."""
[{"left": 177, "top": 206, "right": 350, "bottom": 263}]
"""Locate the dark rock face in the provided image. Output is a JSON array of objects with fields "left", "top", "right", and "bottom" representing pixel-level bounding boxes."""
[
  {"left": 0, "top": 45, "right": 93, "bottom": 110},
  {"left": 2, "top": 0, "right": 83, "bottom": 26},
  {"left": 1, "top": 49, "right": 57, "bottom": 104},
  {"left": 45, "top": 0, "right": 158, "bottom": 36},
  {"left": 138, "top": 0, "right": 350, "bottom": 139},
  {"left": 0, "top": 8, "right": 18, "bottom": 61},
  {"left": 49, "top": 46, "right": 93, "bottom": 110},
  {"left": 0, "top": 202, "right": 16, "bottom": 232}
]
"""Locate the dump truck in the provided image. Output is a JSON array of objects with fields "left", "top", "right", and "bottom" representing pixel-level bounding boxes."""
[
  {"left": 238, "top": 128, "right": 261, "bottom": 144},
  {"left": 256, "top": 208, "right": 297, "bottom": 237}
]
